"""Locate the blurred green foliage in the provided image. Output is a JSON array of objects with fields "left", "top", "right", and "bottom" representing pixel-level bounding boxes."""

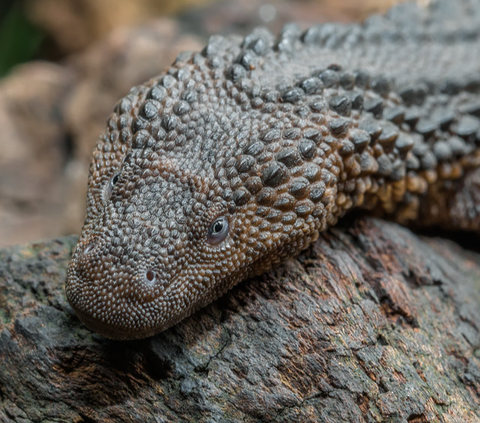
[{"left": 0, "top": 2, "right": 44, "bottom": 78}]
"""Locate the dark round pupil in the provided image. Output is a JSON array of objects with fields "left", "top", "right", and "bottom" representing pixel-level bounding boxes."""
[
  {"left": 112, "top": 174, "right": 119, "bottom": 185},
  {"left": 213, "top": 221, "right": 224, "bottom": 234}
]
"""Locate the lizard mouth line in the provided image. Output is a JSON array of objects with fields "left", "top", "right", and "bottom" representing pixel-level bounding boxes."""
[{"left": 73, "top": 307, "right": 163, "bottom": 340}]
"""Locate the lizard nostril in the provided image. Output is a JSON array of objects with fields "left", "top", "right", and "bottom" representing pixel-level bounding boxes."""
[{"left": 145, "top": 269, "right": 156, "bottom": 284}]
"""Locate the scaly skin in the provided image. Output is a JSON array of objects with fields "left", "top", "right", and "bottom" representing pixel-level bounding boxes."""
[{"left": 66, "top": 0, "right": 480, "bottom": 339}]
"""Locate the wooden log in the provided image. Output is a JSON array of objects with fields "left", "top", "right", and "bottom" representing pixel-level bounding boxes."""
[{"left": 0, "top": 218, "right": 479, "bottom": 422}]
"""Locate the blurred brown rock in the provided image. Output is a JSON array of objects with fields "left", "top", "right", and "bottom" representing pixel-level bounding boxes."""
[
  {"left": 23, "top": 0, "right": 405, "bottom": 56},
  {"left": 0, "top": 62, "right": 74, "bottom": 246},
  {"left": 23, "top": 0, "right": 214, "bottom": 54}
]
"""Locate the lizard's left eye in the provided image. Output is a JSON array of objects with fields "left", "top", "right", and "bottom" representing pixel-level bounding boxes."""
[
  {"left": 104, "top": 172, "right": 121, "bottom": 201},
  {"left": 111, "top": 173, "right": 120, "bottom": 185},
  {"left": 207, "top": 216, "right": 229, "bottom": 245}
]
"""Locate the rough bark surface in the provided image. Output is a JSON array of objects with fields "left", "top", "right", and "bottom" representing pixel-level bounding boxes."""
[{"left": 0, "top": 218, "right": 479, "bottom": 423}]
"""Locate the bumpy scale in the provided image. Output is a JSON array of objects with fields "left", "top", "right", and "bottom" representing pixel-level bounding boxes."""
[{"left": 67, "top": 0, "right": 480, "bottom": 339}]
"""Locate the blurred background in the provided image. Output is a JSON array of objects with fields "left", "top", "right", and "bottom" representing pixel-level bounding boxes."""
[{"left": 0, "top": 0, "right": 405, "bottom": 247}]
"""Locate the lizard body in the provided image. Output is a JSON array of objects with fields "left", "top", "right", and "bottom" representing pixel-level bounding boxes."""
[{"left": 66, "top": 0, "right": 480, "bottom": 339}]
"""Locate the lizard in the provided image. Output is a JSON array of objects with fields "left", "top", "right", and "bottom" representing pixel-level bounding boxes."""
[{"left": 66, "top": 0, "right": 480, "bottom": 340}]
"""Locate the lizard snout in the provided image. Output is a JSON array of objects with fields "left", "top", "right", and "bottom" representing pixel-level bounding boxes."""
[{"left": 65, "top": 235, "right": 174, "bottom": 339}]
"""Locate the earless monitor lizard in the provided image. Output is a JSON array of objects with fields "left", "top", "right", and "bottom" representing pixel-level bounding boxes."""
[{"left": 66, "top": 0, "right": 480, "bottom": 339}]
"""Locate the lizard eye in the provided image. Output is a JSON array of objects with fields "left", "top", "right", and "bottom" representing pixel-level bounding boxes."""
[
  {"left": 111, "top": 173, "right": 120, "bottom": 185},
  {"left": 207, "top": 216, "right": 229, "bottom": 245},
  {"left": 104, "top": 172, "right": 121, "bottom": 201}
]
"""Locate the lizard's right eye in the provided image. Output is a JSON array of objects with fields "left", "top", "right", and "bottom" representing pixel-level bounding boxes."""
[{"left": 104, "top": 172, "right": 121, "bottom": 201}]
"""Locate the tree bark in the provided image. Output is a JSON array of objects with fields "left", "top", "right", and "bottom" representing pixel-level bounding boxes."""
[{"left": 0, "top": 218, "right": 479, "bottom": 423}]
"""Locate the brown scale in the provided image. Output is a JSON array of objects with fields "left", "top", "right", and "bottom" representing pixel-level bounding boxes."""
[{"left": 67, "top": 0, "right": 480, "bottom": 339}]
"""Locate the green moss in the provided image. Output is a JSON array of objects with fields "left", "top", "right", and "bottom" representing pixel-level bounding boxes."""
[{"left": 0, "top": 2, "right": 44, "bottom": 77}]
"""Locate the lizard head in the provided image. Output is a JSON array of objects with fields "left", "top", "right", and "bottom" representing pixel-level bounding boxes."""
[
  {"left": 66, "top": 152, "right": 257, "bottom": 339},
  {"left": 66, "top": 57, "right": 325, "bottom": 339}
]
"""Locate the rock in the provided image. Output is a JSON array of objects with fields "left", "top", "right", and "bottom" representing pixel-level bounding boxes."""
[
  {"left": 1, "top": 218, "right": 479, "bottom": 422},
  {"left": 23, "top": 0, "right": 207, "bottom": 54}
]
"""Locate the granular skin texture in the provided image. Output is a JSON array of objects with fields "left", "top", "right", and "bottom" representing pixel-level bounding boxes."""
[{"left": 66, "top": 0, "right": 480, "bottom": 339}]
